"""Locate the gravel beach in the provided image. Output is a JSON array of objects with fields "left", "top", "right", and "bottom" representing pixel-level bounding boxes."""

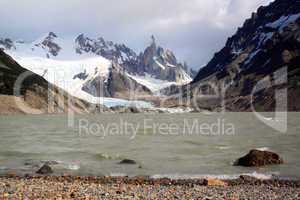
[{"left": 0, "top": 176, "right": 300, "bottom": 199}]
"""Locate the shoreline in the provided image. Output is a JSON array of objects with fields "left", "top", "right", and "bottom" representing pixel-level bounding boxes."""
[
  {"left": 1, "top": 174, "right": 300, "bottom": 186},
  {"left": 1, "top": 175, "right": 300, "bottom": 199}
]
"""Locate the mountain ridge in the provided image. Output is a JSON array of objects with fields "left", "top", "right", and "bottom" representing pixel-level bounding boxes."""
[
  {"left": 0, "top": 33, "right": 193, "bottom": 102},
  {"left": 164, "top": 0, "right": 300, "bottom": 111},
  {"left": 193, "top": 0, "right": 300, "bottom": 83}
]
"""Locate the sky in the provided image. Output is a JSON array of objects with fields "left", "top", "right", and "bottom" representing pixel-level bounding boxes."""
[{"left": 0, "top": 0, "right": 273, "bottom": 69}]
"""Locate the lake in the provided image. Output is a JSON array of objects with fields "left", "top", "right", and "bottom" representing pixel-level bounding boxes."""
[{"left": 0, "top": 113, "right": 299, "bottom": 179}]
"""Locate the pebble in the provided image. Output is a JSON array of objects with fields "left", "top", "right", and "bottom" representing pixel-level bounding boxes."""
[{"left": 0, "top": 176, "right": 299, "bottom": 199}]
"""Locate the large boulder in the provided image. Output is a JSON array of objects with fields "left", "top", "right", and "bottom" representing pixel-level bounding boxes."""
[
  {"left": 234, "top": 150, "right": 283, "bottom": 167},
  {"left": 36, "top": 164, "right": 53, "bottom": 174}
]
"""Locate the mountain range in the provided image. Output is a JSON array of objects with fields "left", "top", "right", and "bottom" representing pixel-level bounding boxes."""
[
  {"left": 0, "top": 33, "right": 194, "bottom": 109},
  {"left": 0, "top": 0, "right": 299, "bottom": 113}
]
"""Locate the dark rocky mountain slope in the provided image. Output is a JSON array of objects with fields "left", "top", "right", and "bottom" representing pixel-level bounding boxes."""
[{"left": 165, "top": 0, "right": 300, "bottom": 111}]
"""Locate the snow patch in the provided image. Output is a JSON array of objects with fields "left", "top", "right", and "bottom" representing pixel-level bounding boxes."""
[
  {"left": 127, "top": 73, "right": 191, "bottom": 95},
  {"left": 153, "top": 57, "right": 166, "bottom": 70},
  {"left": 258, "top": 32, "right": 274, "bottom": 47},
  {"left": 266, "top": 13, "right": 300, "bottom": 32},
  {"left": 178, "top": 68, "right": 193, "bottom": 84},
  {"left": 127, "top": 73, "right": 177, "bottom": 93},
  {"left": 166, "top": 62, "right": 177, "bottom": 68}
]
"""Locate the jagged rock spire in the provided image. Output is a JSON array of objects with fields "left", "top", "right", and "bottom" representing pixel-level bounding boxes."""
[
  {"left": 150, "top": 35, "right": 157, "bottom": 51},
  {"left": 151, "top": 35, "right": 156, "bottom": 45}
]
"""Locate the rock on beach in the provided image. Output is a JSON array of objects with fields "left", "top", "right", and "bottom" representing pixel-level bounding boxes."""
[{"left": 234, "top": 149, "right": 283, "bottom": 167}]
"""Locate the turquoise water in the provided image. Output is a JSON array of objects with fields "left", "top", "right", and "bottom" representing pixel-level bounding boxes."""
[{"left": 0, "top": 113, "right": 299, "bottom": 179}]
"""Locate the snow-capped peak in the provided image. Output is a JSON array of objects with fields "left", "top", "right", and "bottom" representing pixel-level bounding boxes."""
[
  {"left": 0, "top": 33, "right": 192, "bottom": 108},
  {"left": 31, "top": 32, "right": 61, "bottom": 58}
]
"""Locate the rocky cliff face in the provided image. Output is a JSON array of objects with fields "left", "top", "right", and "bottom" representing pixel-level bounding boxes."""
[
  {"left": 137, "top": 36, "right": 192, "bottom": 83},
  {"left": 75, "top": 34, "right": 139, "bottom": 71},
  {"left": 82, "top": 63, "right": 152, "bottom": 99},
  {"left": 0, "top": 38, "right": 15, "bottom": 50},
  {"left": 34, "top": 32, "right": 61, "bottom": 58},
  {"left": 167, "top": 0, "right": 300, "bottom": 111}
]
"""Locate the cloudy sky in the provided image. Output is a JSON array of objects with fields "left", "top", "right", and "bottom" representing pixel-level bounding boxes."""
[{"left": 0, "top": 0, "right": 273, "bottom": 69}]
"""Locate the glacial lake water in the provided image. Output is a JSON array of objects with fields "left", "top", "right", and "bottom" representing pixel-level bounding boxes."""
[{"left": 0, "top": 113, "right": 299, "bottom": 179}]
